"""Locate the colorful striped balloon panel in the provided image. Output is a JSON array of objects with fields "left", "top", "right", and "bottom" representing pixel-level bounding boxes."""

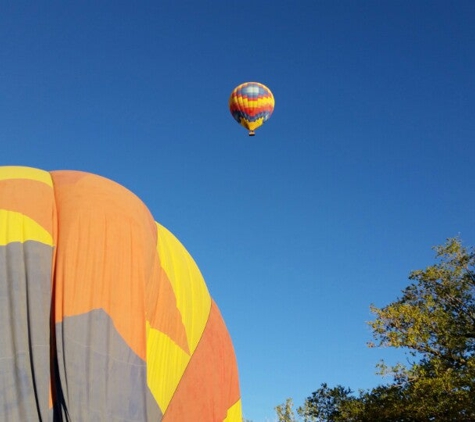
[
  {"left": 229, "top": 82, "right": 275, "bottom": 133},
  {"left": 0, "top": 166, "right": 242, "bottom": 422}
]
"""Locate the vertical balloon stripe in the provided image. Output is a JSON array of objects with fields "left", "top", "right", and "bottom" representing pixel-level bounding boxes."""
[
  {"left": 51, "top": 171, "right": 162, "bottom": 420},
  {"left": 156, "top": 223, "right": 211, "bottom": 354},
  {"left": 0, "top": 242, "right": 54, "bottom": 421},
  {"left": 162, "top": 302, "right": 241, "bottom": 421},
  {"left": 51, "top": 171, "right": 156, "bottom": 360},
  {"left": 0, "top": 169, "right": 55, "bottom": 421},
  {"left": 146, "top": 256, "right": 190, "bottom": 354},
  {"left": 146, "top": 321, "right": 191, "bottom": 414}
]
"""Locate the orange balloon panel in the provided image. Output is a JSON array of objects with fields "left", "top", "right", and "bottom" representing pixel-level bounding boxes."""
[{"left": 0, "top": 166, "right": 242, "bottom": 421}]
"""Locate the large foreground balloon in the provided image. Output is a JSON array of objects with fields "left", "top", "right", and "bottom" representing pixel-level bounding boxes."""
[
  {"left": 229, "top": 82, "right": 275, "bottom": 136},
  {"left": 0, "top": 166, "right": 242, "bottom": 421}
]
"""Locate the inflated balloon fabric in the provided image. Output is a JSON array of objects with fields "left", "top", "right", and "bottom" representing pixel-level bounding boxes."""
[
  {"left": 229, "top": 82, "right": 275, "bottom": 133},
  {"left": 0, "top": 166, "right": 242, "bottom": 421}
]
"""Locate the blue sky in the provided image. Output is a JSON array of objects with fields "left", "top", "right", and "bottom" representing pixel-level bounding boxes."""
[{"left": 2, "top": 1, "right": 475, "bottom": 421}]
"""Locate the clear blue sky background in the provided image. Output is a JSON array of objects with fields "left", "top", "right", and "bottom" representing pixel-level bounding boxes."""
[{"left": 2, "top": 2, "right": 475, "bottom": 421}]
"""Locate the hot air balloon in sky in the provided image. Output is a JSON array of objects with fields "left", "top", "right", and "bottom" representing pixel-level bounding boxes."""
[
  {"left": 229, "top": 82, "right": 275, "bottom": 136},
  {"left": 0, "top": 166, "right": 242, "bottom": 421}
]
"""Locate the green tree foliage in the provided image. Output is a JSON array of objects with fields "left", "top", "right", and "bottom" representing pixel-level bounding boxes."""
[
  {"left": 275, "top": 398, "right": 297, "bottom": 422},
  {"left": 293, "top": 237, "right": 475, "bottom": 421},
  {"left": 275, "top": 397, "right": 317, "bottom": 422}
]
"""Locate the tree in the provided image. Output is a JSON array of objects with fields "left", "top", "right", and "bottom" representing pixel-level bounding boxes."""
[
  {"left": 275, "top": 397, "right": 317, "bottom": 422},
  {"left": 275, "top": 398, "right": 297, "bottom": 422},
  {"left": 298, "top": 237, "right": 475, "bottom": 421}
]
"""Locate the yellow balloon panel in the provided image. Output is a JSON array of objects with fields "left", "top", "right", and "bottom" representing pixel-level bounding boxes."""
[
  {"left": 146, "top": 322, "right": 191, "bottom": 412},
  {"left": 0, "top": 166, "right": 53, "bottom": 187},
  {"left": 0, "top": 210, "right": 53, "bottom": 246},
  {"left": 224, "top": 399, "right": 243, "bottom": 422},
  {"left": 155, "top": 223, "right": 211, "bottom": 353}
]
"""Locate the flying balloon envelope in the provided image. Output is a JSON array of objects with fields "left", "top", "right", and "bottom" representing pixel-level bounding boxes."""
[
  {"left": 229, "top": 82, "right": 275, "bottom": 136},
  {"left": 0, "top": 166, "right": 242, "bottom": 421}
]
